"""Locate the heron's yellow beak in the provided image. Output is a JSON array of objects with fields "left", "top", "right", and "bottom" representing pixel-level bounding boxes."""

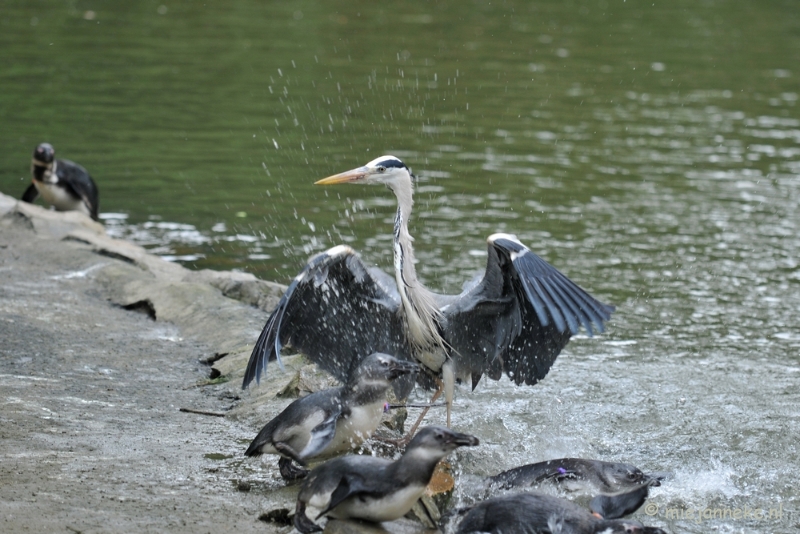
[{"left": 315, "top": 166, "right": 370, "bottom": 185}]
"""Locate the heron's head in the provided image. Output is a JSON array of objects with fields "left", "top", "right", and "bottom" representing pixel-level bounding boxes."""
[
  {"left": 315, "top": 155, "right": 414, "bottom": 193},
  {"left": 356, "top": 352, "right": 419, "bottom": 384}
]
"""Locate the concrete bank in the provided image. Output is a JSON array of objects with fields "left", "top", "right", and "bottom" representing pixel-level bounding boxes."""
[{"left": 0, "top": 193, "right": 366, "bottom": 533}]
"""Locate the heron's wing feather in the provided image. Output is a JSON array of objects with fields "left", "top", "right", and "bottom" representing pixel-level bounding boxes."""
[
  {"left": 242, "top": 246, "right": 415, "bottom": 397},
  {"left": 443, "top": 234, "right": 614, "bottom": 388},
  {"left": 21, "top": 184, "right": 39, "bottom": 202}
]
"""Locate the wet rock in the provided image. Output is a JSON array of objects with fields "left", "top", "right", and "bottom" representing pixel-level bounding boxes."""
[
  {"left": 381, "top": 388, "right": 408, "bottom": 434},
  {"left": 92, "top": 261, "right": 264, "bottom": 359},
  {"left": 0, "top": 191, "right": 17, "bottom": 215},
  {"left": 426, "top": 461, "right": 456, "bottom": 511},
  {"left": 0, "top": 192, "right": 279, "bottom": 532},
  {"left": 405, "top": 462, "right": 454, "bottom": 528},
  {"left": 277, "top": 363, "right": 339, "bottom": 398},
  {"left": 3, "top": 197, "right": 104, "bottom": 239},
  {"left": 259, "top": 507, "right": 293, "bottom": 526},
  {"left": 193, "top": 269, "right": 286, "bottom": 312}
]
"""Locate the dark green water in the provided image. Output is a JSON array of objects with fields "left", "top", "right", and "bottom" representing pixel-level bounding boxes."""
[{"left": 2, "top": 1, "right": 799, "bottom": 532}]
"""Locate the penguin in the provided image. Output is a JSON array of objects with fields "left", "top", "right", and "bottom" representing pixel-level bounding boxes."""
[
  {"left": 245, "top": 352, "right": 419, "bottom": 481},
  {"left": 487, "top": 458, "right": 666, "bottom": 494},
  {"left": 294, "top": 425, "right": 479, "bottom": 533},
  {"left": 21, "top": 143, "right": 99, "bottom": 221},
  {"left": 456, "top": 484, "right": 667, "bottom": 534}
]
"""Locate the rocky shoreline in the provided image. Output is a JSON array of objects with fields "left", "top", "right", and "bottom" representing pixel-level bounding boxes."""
[{"left": 0, "top": 193, "right": 429, "bottom": 533}]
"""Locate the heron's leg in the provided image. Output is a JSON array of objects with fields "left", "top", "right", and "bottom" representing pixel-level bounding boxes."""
[
  {"left": 406, "top": 386, "right": 443, "bottom": 437},
  {"left": 375, "top": 386, "right": 444, "bottom": 447},
  {"left": 442, "top": 359, "right": 455, "bottom": 428}
]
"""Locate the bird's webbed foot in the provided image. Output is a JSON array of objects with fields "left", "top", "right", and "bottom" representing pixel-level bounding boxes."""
[
  {"left": 294, "top": 500, "right": 323, "bottom": 533},
  {"left": 279, "top": 456, "right": 310, "bottom": 481}
]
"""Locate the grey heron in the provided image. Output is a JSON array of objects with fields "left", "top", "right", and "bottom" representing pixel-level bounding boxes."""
[{"left": 242, "top": 155, "right": 614, "bottom": 427}]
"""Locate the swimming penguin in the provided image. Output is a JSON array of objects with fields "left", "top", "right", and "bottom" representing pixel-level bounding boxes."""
[
  {"left": 456, "top": 485, "right": 667, "bottom": 534},
  {"left": 487, "top": 458, "right": 665, "bottom": 494},
  {"left": 21, "top": 143, "right": 99, "bottom": 221},
  {"left": 294, "top": 425, "right": 479, "bottom": 533},
  {"left": 245, "top": 352, "right": 419, "bottom": 480}
]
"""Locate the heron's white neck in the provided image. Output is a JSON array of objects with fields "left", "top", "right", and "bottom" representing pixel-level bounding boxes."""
[{"left": 390, "top": 182, "right": 445, "bottom": 354}]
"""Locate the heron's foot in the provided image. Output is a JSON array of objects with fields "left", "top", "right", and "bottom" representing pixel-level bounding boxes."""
[
  {"left": 294, "top": 501, "right": 323, "bottom": 534},
  {"left": 279, "top": 457, "right": 309, "bottom": 481}
]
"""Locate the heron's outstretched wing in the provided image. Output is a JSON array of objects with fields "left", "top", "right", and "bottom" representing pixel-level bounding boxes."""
[
  {"left": 442, "top": 233, "right": 614, "bottom": 388},
  {"left": 242, "top": 245, "right": 415, "bottom": 396}
]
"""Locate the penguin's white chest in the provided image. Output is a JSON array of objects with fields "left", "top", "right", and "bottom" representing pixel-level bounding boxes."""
[
  {"left": 35, "top": 181, "right": 88, "bottom": 215},
  {"left": 325, "top": 400, "right": 384, "bottom": 455},
  {"left": 329, "top": 484, "right": 426, "bottom": 522}
]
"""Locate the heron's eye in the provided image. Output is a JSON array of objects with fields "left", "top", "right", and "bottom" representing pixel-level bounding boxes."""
[{"left": 377, "top": 166, "right": 386, "bottom": 173}]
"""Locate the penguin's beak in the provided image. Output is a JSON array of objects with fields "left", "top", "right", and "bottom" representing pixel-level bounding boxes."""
[
  {"left": 446, "top": 430, "right": 480, "bottom": 448},
  {"left": 642, "top": 472, "right": 667, "bottom": 487},
  {"left": 315, "top": 166, "right": 371, "bottom": 185},
  {"left": 388, "top": 359, "right": 419, "bottom": 380}
]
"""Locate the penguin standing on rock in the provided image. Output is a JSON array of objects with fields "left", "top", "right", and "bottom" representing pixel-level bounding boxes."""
[
  {"left": 21, "top": 143, "right": 99, "bottom": 221},
  {"left": 245, "top": 352, "right": 419, "bottom": 481},
  {"left": 294, "top": 425, "right": 479, "bottom": 533}
]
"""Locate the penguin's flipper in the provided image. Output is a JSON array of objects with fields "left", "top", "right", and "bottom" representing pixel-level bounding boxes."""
[
  {"left": 551, "top": 469, "right": 578, "bottom": 482},
  {"left": 62, "top": 180, "right": 98, "bottom": 220},
  {"left": 59, "top": 161, "right": 99, "bottom": 220},
  {"left": 21, "top": 184, "right": 39, "bottom": 203},
  {"left": 315, "top": 473, "right": 369, "bottom": 519},
  {"left": 298, "top": 409, "right": 341, "bottom": 460},
  {"left": 589, "top": 484, "right": 650, "bottom": 520},
  {"left": 488, "top": 461, "right": 577, "bottom": 489}
]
